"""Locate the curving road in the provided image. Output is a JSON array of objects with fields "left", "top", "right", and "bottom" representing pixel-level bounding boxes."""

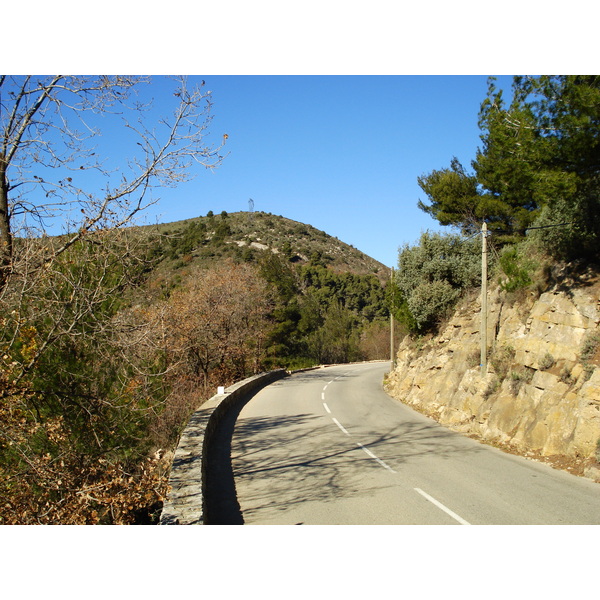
[{"left": 229, "top": 362, "right": 600, "bottom": 525}]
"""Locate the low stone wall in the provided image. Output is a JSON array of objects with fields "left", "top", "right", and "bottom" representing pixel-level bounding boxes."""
[{"left": 160, "top": 369, "right": 288, "bottom": 524}]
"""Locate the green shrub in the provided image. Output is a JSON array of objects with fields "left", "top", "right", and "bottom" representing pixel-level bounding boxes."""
[
  {"left": 395, "top": 231, "right": 480, "bottom": 333},
  {"left": 580, "top": 329, "right": 600, "bottom": 381},
  {"left": 560, "top": 367, "right": 575, "bottom": 385},
  {"left": 407, "top": 280, "right": 460, "bottom": 331},
  {"left": 581, "top": 330, "right": 600, "bottom": 363},
  {"left": 498, "top": 246, "right": 533, "bottom": 292},
  {"left": 531, "top": 183, "right": 600, "bottom": 262},
  {"left": 508, "top": 368, "right": 533, "bottom": 395},
  {"left": 539, "top": 352, "right": 555, "bottom": 371},
  {"left": 490, "top": 344, "right": 515, "bottom": 380},
  {"left": 483, "top": 377, "right": 501, "bottom": 399}
]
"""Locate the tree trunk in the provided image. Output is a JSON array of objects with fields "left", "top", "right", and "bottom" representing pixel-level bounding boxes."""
[{"left": 0, "top": 159, "right": 13, "bottom": 291}]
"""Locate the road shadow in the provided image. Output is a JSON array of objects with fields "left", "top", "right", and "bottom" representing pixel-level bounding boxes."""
[
  {"left": 205, "top": 364, "right": 484, "bottom": 525},
  {"left": 230, "top": 407, "right": 483, "bottom": 523}
]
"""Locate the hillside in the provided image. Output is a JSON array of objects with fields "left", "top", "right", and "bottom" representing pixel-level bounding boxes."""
[
  {"left": 0, "top": 208, "right": 396, "bottom": 524},
  {"left": 134, "top": 209, "right": 395, "bottom": 371},
  {"left": 142, "top": 210, "right": 389, "bottom": 283}
]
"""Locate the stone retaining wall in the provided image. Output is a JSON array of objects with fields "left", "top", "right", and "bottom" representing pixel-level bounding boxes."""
[
  {"left": 160, "top": 369, "right": 288, "bottom": 524},
  {"left": 385, "top": 275, "right": 600, "bottom": 479}
]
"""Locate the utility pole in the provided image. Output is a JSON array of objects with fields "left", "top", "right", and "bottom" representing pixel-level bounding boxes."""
[
  {"left": 480, "top": 222, "right": 488, "bottom": 376},
  {"left": 390, "top": 267, "right": 395, "bottom": 371}
]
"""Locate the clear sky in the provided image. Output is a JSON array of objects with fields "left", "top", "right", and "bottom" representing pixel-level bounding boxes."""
[
  {"left": 130, "top": 74, "right": 516, "bottom": 268},
  {"left": 8, "top": 3, "right": 592, "bottom": 271}
]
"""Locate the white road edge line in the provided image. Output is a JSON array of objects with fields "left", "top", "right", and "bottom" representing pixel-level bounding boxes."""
[
  {"left": 321, "top": 392, "right": 326, "bottom": 400},
  {"left": 323, "top": 402, "right": 331, "bottom": 414},
  {"left": 414, "top": 488, "right": 471, "bottom": 525},
  {"left": 356, "top": 443, "right": 397, "bottom": 473},
  {"left": 332, "top": 418, "right": 350, "bottom": 436}
]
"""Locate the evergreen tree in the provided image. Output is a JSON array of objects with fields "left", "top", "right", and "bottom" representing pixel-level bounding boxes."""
[
  {"left": 519, "top": 76, "right": 600, "bottom": 259},
  {"left": 417, "top": 75, "right": 600, "bottom": 258},
  {"left": 417, "top": 157, "right": 481, "bottom": 236}
]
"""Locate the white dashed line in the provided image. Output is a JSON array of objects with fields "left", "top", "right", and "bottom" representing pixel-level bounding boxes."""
[
  {"left": 359, "top": 444, "right": 378, "bottom": 459},
  {"left": 414, "top": 488, "right": 471, "bottom": 525},
  {"left": 322, "top": 377, "right": 395, "bottom": 473},
  {"left": 332, "top": 418, "right": 350, "bottom": 436},
  {"left": 356, "top": 443, "right": 397, "bottom": 473}
]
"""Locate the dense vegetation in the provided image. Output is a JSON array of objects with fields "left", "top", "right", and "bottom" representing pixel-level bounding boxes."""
[
  {"left": 393, "top": 75, "right": 600, "bottom": 335},
  {"left": 0, "top": 210, "right": 392, "bottom": 523},
  {"left": 393, "top": 232, "right": 481, "bottom": 333},
  {"left": 148, "top": 211, "right": 391, "bottom": 368}
]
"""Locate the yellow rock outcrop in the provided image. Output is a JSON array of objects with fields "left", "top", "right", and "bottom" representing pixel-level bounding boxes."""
[{"left": 385, "top": 273, "right": 600, "bottom": 476}]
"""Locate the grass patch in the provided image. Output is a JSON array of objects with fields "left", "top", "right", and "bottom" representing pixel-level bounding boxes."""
[
  {"left": 508, "top": 368, "right": 534, "bottom": 396},
  {"left": 581, "top": 329, "right": 600, "bottom": 381},
  {"left": 539, "top": 352, "right": 555, "bottom": 371},
  {"left": 490, "top": 344, "right": 516, "bottom": 380}
]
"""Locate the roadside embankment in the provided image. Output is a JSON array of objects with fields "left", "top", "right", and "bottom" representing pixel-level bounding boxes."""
[{"left": 385, "top": 270, "right": 600, "bottom": 482}]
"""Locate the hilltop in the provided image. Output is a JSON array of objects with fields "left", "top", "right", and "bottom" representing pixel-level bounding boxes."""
[{"left": 142, "top": 210, "right": 389, "bottom": 283}]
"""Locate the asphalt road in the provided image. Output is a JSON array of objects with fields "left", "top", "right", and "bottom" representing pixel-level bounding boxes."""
[{"left": 228, "top": 362, "right": 600, "bottom": 525}]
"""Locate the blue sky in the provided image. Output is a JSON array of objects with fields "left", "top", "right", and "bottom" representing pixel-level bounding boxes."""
[
  {"left": 130, "top": 74, "right": 515, "bottom": 268},
  {"left": 8, "top": 4, "right": 591, "bottom": 271}
]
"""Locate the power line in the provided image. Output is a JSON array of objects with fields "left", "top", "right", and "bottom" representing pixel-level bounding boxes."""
[
  {"left": 485, "top": 221, "right": 575, "bottom": 235},
  {"left": 458, "top": 231, "right": 481, "bottom": 245}
]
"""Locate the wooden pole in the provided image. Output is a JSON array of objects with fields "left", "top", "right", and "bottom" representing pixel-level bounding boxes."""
[
  {"left": 481, "top": 222, "right": 488, "bottom": 376},
  {"left": 390, "top": 267, "right": 395, "bottom": 371}
]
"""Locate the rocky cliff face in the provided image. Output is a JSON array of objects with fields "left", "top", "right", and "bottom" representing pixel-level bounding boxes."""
[{"left": 385, "top": 268, "right": 600, "bottom": 481}]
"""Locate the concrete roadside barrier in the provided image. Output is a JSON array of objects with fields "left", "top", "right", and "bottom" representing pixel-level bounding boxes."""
[{"left": 160, "top": 369, "right": 288, "bottom": 525}]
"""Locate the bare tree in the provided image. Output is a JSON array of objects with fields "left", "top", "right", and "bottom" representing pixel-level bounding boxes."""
[
  {"left": 0, "top": 75, "right": 226, "bottom": 373},
  {"left": 0, "top": 76, "right": 227, "bottom": 523},
  {"left": 160, "top": 261, "right": 274, "bottom": 390},
  {"left": 0, "top": 75, "right": 226, "bottom": 291}
]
